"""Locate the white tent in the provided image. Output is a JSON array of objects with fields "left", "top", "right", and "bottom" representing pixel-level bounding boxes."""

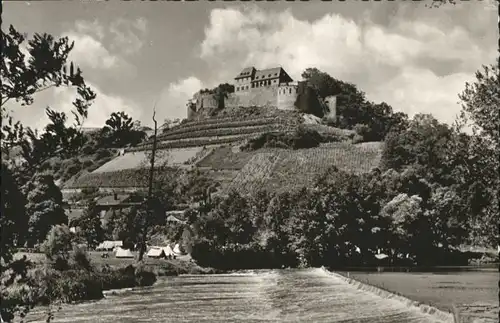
[
  {"left": 173, "top": 243, "right": 184, "bottom": 255},
  {"left": 163, "top": 245, "right": 175, "bottom": 257},
  {"left": 97, "top": 240, "right": 123, "bottom": 251},
  {"left": 147, "top": 245, "right": 175, "bottom": 258},
  {"left": 147, "top": 247, "right": 166, "bottom": 258},
  {"left": 115, "top": 247, "right": 134, "bottom": 258}
]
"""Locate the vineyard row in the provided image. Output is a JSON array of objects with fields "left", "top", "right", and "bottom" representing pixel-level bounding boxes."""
[
  {"left": 125, "top": 134, "right": 259, "bottom": 152},
  {"left": 157, "top": 124, "right": 289, "bottom": 142},
  {"left": 159, "top": 117, "right": 282, "bottom": 138}
]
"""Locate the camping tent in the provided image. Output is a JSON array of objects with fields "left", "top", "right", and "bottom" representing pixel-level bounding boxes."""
[
  {"left": 163, "top": 245, "right": 175, "bottom": 257},
  {"left": 96, "top": 240, "right": 123, "bottom": 251},
  {"left": 147, "top": 247, "right": 166, "bottom": 258},
  {"left": 115, "top": 247, "right": 134, "bottom": 258},
  {"left": 173, "top": 243, "right": 184, "bottom": 256},
  {"left": 147, "top": 246, "right": 175, "bottom": 259}
]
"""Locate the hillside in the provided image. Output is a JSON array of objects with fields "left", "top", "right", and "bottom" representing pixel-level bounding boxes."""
[{"left": 65, "top": 107, "right": 381, "bottom": 194}]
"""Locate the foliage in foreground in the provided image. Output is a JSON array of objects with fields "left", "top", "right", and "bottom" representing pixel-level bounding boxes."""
[{"left": 1, "top": 228, "right": 156, "bottom": 322}]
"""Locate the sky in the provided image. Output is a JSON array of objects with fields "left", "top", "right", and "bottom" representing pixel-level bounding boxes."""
[{"left": 4, "top": 0, "right": 498, "bottom": 130}]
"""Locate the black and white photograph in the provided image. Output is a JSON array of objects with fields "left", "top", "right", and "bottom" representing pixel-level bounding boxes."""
[{"left": 1, "top": 0, "right": 498, "bottom": 322}]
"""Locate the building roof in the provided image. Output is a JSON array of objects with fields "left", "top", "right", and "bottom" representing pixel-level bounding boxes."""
[
  {"left": 95, "top": 194, "right": 131, "bottom": 206},
  {"left": 235, "top": 67, "right": 256, "bottom": 79},
  {"left": 252, "top": 67, "right": 282, "bottom": 81},
  {"left": 66, "top": 208, "right": 85, "bottom": 223}
]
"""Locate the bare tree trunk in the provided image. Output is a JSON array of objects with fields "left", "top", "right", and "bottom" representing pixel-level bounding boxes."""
[{"left": 137, "top": 106, "right": 158, "bottom": 262}]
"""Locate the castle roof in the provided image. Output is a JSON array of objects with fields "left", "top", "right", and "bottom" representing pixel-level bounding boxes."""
[
  {"left": 253, "top": 67, "right": 282, "bottom": 81},
  {"left": 235, "top": 67, "right": 256, "bottom": 79},
  {"left": 253, "top": 67, "right": 294, "bottom": 83},
  {"left": 234, "top": 66, "right": 294, "bottom": 83}
]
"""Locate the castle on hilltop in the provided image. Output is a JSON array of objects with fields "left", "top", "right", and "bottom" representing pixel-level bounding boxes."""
[
  {"left": 233, "top": 67, "right": 294, "bottom": 92},
  {"left": 187, "top": 66, "right": 336, "bottom": 120}
]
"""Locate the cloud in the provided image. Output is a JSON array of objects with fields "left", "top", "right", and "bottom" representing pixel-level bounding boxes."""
[
  {"left": 109, "top": 17, "right": 148, "bottom": 55},
  {"left": 198, "top": 6, "right": 495, "bottom": 125},
  {"left": 157, "top": 77, "right": 205, "bottom": 122},
  {"left": 74, "top": 19, "right": 105, "bottom": 40},
  {"left": 62, "top": 20, "right": 137, "bottom": 78},
  {"left": 63, "top": 31, "right": 120, "bottom": 70},
  {"left": 11, "top": 84, "right": 141, "bottom": 132},
  {"left": 369, "top": 67, "right": 470, "bottom": 124}
]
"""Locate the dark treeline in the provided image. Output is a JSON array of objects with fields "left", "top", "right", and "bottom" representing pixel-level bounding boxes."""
[{"left": 187, "top": 63, "right": 499, "bottom": 269}]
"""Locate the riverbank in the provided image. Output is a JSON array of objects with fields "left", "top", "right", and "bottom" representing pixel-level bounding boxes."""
[
  {"left": 4, "top": 251, "right": 220, "bottom": 322},
  {"left": 336, "top": 269, "right": 498, "bottom": 323},
  {"left": 14, "top": 251, "right": 222, "bottom": 275}
]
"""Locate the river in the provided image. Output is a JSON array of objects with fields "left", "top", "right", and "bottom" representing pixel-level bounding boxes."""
[{"left": 25, "top": 268, "right": 461, "bottom": 323}]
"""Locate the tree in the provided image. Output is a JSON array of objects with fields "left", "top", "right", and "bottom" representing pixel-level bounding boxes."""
[
  {"left": 1, "top": 25, "right": 95, "bottom": 181},
  {"left": 0, "top": 24, "right": 94, "bottom": 323},
  {"left": 24, "top": 173, "right": 68, "bottom": 247},
  {"left": 382, "top": 114, "right": 453, "bottom": 181},
  {"left": 41, "top": 224, "right": 74, "bottom": 265},
  {"left": 207, "top": 83, "right": 235, "bottom": 111},
  {"left": 454, "top": 58, "right": 500, "bottom": 245},
  {"left": 101, "top": 111, "right": 146, "bottom": 147},
  {"left": 0, "top": 163, "right": 28, "bottom": 270},
  {"left": 458, "top": 58, "right": 499, "bottom": 149},
  {"left": 73, "top": 201, "right": 104, "bottom": 249}
]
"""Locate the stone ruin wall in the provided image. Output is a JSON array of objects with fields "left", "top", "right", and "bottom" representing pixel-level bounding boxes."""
[
  {"left": 191, "top": 85, "right": 299, "bottom": 115},
  {"left": 277, "top": 85, "right": 299, "bottom": 111}
]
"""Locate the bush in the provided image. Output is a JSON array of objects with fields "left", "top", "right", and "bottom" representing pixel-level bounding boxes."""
[
  {"left": 95, "top": 149, "right": 112, "bottom": 160},
  {"left": 82, "top": 159, "right": 94, "bottom": 169},
  {"left": 134, "top": 264, "right": 157, "bottom": 286},
  {"left": 242, "top": 128, "right": 322, "bottom": 151},
  {"left": 41, "top": 225, "right": 74, "bottom": 269},
  {"left": 69, "top": 245, "right": 92, "bottom": 271},
  {"left": 82, "top": 144, "right": 96, "bottom": 155},
  {"left": 52, "top": 270, "right": 103, "bottom": 303}
]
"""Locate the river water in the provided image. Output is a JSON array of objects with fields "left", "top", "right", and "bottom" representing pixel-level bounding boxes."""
[{"left": 26, "top": 268, "right": 453, "bottom": 323}]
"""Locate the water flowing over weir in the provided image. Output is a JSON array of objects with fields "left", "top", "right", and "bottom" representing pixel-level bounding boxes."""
[{"left": 25, "top": 268, "right": 453, "bottom": 323}]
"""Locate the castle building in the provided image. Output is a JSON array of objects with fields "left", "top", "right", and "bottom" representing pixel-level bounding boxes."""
[
  {"left": 188, "top": 66, "right": 336, "bottom": 119},
  {"left": 234, "top": 67, "right": 294, "bottom": 92}
]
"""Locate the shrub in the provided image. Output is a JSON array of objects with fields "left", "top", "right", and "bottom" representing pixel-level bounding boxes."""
[
  {"left": 81, "top": 144, "right": 95, "bottom": 155},
  {"left": 95, "top": 149, "right": 112, "bottom": 160},
  {"left": 242, "top": 128, "right": 322, "bottom": 151},
  {"left": 52, "top": 270, "right": 103, "bottom": 303},
  {"left": 41, "top": 225, "right": 74, "bottom": 269},
  {"left": 82, "top": 159, "right": 94, "bottom": 169},
  {"left": 69, "top": 245, "right": 92, "bottom": 271},
  {"left": 134, "top": 264, "right": 157, "bottom": 287}
]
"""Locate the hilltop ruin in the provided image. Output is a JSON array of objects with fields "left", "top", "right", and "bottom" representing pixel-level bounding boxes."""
[{"left": 187, "top": 66, "right": 338, "bottom": 121}]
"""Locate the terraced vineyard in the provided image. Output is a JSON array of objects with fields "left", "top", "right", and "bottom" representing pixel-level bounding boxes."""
[
  {"left": 63, "top": 107, "right": 383, "bottom": 192},
  {"left": 225, "top": 142, "right": 383, "bottom": 194},
  {"left": 128, "top": 115, "right": 300, "bottom": 152},
  {"left": 196, "top": 147, "right": 255, "bottom": 170},
  {"left": 158, "top": 117, "right": 284, "bottom": 139},
  {"left": 226, "top": 153, "right": 281, "bottom": 193}
]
